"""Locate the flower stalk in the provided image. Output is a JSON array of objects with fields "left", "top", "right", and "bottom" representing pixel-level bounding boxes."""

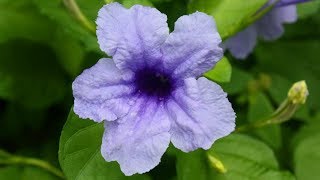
[
  {"left": 0, "top": 149, "right": 65, "bottom": 179},
  {"left": 63, "top": 0, "right": 95, "bottom": 34},
  {"left": 236, "top": 80, "right": 309, "bottom": 132}
]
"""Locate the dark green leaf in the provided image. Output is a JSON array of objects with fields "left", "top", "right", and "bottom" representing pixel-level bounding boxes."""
[
  {"left": 297, "top": 1, "right": 320, "bottom": 19},
  {"left": 220, "top": 67, "right": 253, "bottom": 95},
  {"left": 33, "top": 0, "right": 101, "bottom": 52},
  {"left": 255, "top": 40, "right": 320, "bottom": 110},
  {"left": 59, "top": 109, "right": 150, "bottom": 180},
  {"left": 0, "top": 40, "right": 67, "bottom": 109},
  {"left": 248, "top": 92, "right": 282, "bottom": 150},
  {"left": 176, "top": 150, "right": 210, "bottom": 180},
  {"left": 0, "top": 166, "right": 59, "bottom": 180}
]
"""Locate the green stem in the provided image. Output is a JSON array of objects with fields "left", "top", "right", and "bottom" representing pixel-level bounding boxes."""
[
  {"left": 236, "top": 80, "right": 308, "bottom": 132},
  {"left": 0, "top": 151, "right": 65, "bottom": 179},
  {"left": 63, "top": 0, "right": 95, "bottom": 34}
]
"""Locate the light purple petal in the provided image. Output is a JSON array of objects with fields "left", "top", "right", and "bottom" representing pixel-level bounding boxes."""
[
  {"left": 72, "top": 58, "right": 136, "bottom": 122},
  {"left": 96, "top": 3, "right": 169, "bottom": 71},
  {"left": 101, "top": 98, "right": 171, "bottom": 175},
  {"left": 223, "top": 25, "right": 258, "bottom": 59},
  {"left": 256, "top": 5, "right": 297, "bottom": 41},
  {"left": 167, "top": 77, "right": 235, "bottom": 152},
  {"left": 161, "top": 12, "right": 223, "bottom": 79}
]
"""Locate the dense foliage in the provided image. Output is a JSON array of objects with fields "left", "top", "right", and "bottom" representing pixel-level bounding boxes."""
[{"left": 0, "top": 0, "right": 319, "bottom": 179}]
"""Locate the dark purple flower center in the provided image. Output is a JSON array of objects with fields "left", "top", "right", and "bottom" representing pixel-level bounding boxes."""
[{"left": 134, "top": 68, "right": 175, "bottom": 100}]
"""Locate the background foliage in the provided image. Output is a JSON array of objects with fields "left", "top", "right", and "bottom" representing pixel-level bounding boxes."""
[{"left": 0, "top": 0, "right": 320, "bottom": 179}]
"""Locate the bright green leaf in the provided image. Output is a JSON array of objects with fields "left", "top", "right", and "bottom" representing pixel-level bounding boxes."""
[
  {"left": 59, "top": 109, "right": 150, "bottom": 180},
  {"left": 188, "top": 0, "right": 268, "bottom": 39},
  {"left": 121, "top": 0, "right": 154, "bottom": 8},
  {"left": 176, "top": 134, "right": 294, "bottom": 180},
  {"left": 204, "top": 57, "right": 232, "bottom": 83},
  {"left": 207, "top": 134, "right": 294, "bottom": 180}
]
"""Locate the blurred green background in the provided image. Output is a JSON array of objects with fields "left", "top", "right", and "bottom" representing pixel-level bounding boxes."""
[{"left": 0, "top": 0, "right": 320, "bottom": 179}]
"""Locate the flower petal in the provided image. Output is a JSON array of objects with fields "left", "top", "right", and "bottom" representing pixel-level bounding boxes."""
[
  {"left": 72, "top": 58, "right": 136, "bottom": 122},
  {"left": 256, "top": 5, "right": 297, "bottom": 41},
  {"left": 96, "top": 3, "right": 169, "bottom": 71},
  {"left": 223, "top": 25, "right": 258, "bottom": 59},
  {"left": 101, "top": 98, "right": 171, "bottom": 176},
  {"left": 167, "top": 77, "right": 235, "bottom": 152},
  {"left": 161, "top": 12, "right": 223, "bottom": 79}
]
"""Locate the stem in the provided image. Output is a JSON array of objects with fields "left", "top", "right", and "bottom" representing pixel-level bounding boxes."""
[
  {"left": 0, "top": 151, "right": 65, "bottom": 179},
  {"left": 236, "top": 80, "right": 308, "bottom": 132},
  {"left": 63, "top": 0, "right": 95, "bottom": 34}
]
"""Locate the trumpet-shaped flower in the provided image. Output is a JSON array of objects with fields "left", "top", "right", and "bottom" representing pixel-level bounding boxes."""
[
  {"left": 224, "top": 0, "right": 310, "bottom": 59},
  {"left": 72, "top": 3, "right": 235, "bottom": 175}
]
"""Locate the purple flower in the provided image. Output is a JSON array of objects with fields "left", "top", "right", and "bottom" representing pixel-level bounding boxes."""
[
  {"left": 72, "top": 2, "right": 235, "bottom": 175},
  {"left": 224, "top": 0, "right": 310, "bottom": 59}
]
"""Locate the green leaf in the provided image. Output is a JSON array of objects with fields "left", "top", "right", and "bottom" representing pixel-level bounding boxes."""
[
  {"left": 176, "top": 134, "right": 294, "bottom": 180},
  {"left": 220, "top": 67, "right": 253, "bottom": 95},
  {"left": 176, "top": 150, "right": 210, "bottom": 180},
  {"left": 204, "top": 57, "right": 232, "bottom": 83},
  {"left": 248, "top": 92, "right": 282, "bottom": 150},
  {"left": 0, "top": 1, "right": 87, "bottom": 77},
  {"left": 121, "top": 0, "right": 154, "bottom": 8},
  {"left": 207, "top": 134, "right": 294, "bottom": 180},
  {"left": 255, "top": 40, "right": 320, "bottom": 110},
  {"left": 51, "top": 29, "right": 86, "bottom": 77},
  {"left": 0, "top": 166, "right": 59, "bottom": 180},
  {"left": 267, "top": 74, "right": 292, "bottom": 104},
  {"left": 0, "top": 40, "right": 67, "bottom": 109},
  {"left": 59, "top": 109, "right": 150, "bottom": 180},
  {"left": 294, "top": 132, "right": 320, "bottom": 180},
  {"left": 294, "top": 136, "right": 320, "bottom": 180},
  {"left": 298, "top": 0, "right": 320, "bottom": 19},
  {"left": 188, "top": 0, "right": 268, "bottom": 39},
  {"left": 0, "top": 3, "right": 55, "bottom": 44},
  {"left": 292, "top": 115, "right": 320, "bottom": 147},
  {"left": 32, "top": 0, "right": 101, "bottom": 52}
]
